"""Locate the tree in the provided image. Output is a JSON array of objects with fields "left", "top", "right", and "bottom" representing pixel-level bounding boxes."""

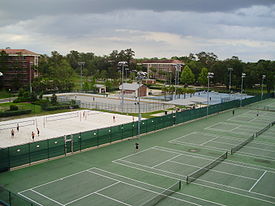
[
  {"left": 198, "top": 67, "right": 208, "bottom": 86},
  {"left": 180, "top": 65, "right": 195, "bottom": 86}
]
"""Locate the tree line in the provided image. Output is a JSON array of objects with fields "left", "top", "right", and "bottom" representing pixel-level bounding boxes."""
[{"left": 1, "top": 49, "right": 274, "bottom": 93}]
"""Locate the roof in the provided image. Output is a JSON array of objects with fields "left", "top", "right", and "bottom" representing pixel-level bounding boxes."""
[
  {"left": 94, "top": 84, "right": 106, "bottom": 88},
  {"left": 0, "top": 49, "right": 40, "bottom": 56},
  {"left": 141, "top": 59, "right": 184, "bottom": 64},
  {"left": 119, "top": 83, "right": 145, "bottom": 90}
]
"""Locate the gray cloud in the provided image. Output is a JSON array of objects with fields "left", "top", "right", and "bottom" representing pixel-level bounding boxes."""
[{"left": 0, "top": 0, "right": 275, "bottom": 61}]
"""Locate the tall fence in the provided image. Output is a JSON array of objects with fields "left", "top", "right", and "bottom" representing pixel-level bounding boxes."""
[
  {"left": 0, "top": 94, "right": 272, "bottom": 173},
  {"left": 0, "top": 186, "right": 36, "bottom": 206}
]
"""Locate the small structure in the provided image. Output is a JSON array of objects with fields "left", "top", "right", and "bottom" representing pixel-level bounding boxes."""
[
  {"left": 94, "top": 84, "right": 106, "bottom": 93},
  {"left": 119, "top": 83, "right": 148, "bottom": 97}
]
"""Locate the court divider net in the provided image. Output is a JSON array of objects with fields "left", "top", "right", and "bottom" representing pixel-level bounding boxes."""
[
  {"left": 140, "top": 180, "right": 181, "bottom": 206},
  {"left": 186, "top": 152, "right": 228, "bottom": 184}
]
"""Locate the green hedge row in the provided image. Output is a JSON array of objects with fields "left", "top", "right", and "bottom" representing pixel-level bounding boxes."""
[
  {"left": 42, "top": 104, "right": 79, "bottom": 111},
  {"left": 0, "top": 109, "right": 32, "bottom": 117}
]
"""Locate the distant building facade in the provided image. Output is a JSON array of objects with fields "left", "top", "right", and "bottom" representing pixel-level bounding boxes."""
[
  {"left": 140, "top": 59, "right": 184, "bottom": 81},
  {"left": 0, "top": 49, "right": 40, "bottom": 90},
  {"left": 119, "top": 83, "right": 148, "bottom": 97}
]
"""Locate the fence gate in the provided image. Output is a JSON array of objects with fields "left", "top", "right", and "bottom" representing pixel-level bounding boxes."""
[{"left": 64, "top": 135, "right": 73, "bottom": 155}]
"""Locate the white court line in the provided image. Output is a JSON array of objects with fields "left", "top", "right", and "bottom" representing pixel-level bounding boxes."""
[
  {"left": 25, "top": 168, "right": 94, "bottom": 192},
  {"left": 116, "top": 157, "right": 275, "bottom": 200},
  {"left": 64, "top": 182, "right": 123, "bottom": 206},
  {"left": 93, "top": 168, "right": 225, "bottom": 206},
  {"left": 152, "top": 154, "right": 182, "bottom": 168},
  {"left": 30, "top": 189, "right": 64, "bottom": 206},
  {"left": 87, "top": 169, "right": 202, "bottom": 206},
  {"left": 249, "top": 171, "right": 267, "bottom": 192},
  {"left": 169, "top": 160, "right": 257, "bottom": 180},
  {"left": 171, "top": 132, "right": 218, "bottom": 142},
  {"left": 18, "top": 192, "right": 44, "bottom": 206},
  {"left": 155, "top": 146, "right": 275, "bottom": 173},
  {"left": 115, "top": 146, "right": 156, "bottom": 161},
  {"left": 113, "top": 160, "right": 275, "bottom": 205},
  {"left": 94, "top": 192, "right": 132, "bottom": 206},
  {"left": 200, "top": 136, "right": 220, "bottom": 146}
]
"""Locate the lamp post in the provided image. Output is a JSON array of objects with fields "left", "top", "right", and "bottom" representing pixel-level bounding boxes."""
[
  {"left": 228, "top": 68, "right": 233, "bottom": 92},
  {"left": 240, "top": 73, "right": 246, "bottom": 107},
  {"left": 29, "top": 62, "right": 33, "bottom": 93},
  {"left": 117, "top": 61, "right": 128, "bottom": 112},
  {"left": 136, "top": 71, "right": 147, "bottom": 138},
  {"left": 261, "top": 75, "right": 266, "bottom": 100},
  {"left": 207, "top": 72, "right": 214, "bottom": 117},
  {"left": 78, "top": 62, "right": 85, "bottom": 91},
  {"left": 173, "top": 64, "right": 182, "bottom": 100}
]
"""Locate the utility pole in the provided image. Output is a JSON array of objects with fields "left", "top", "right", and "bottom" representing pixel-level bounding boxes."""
[
  {"left": 240, "top": 73, "right": 246, "bottom": 107},
  {"left": 78, "top": 62, "right": 85, "bottom": 91}
]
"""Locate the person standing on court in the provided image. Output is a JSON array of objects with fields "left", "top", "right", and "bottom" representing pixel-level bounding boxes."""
[
  {"left": 17, "top": 123, "right": 19, "bottom": 132},
  {"left": 232, "top": 110, "right": 235, "bottom": 116},
  {"left": 11, "top": 129, "right": 15, "bottom": 138},
  {"left": 32, "top": 131, "right": 35, "bottom": 141},
  {"left": 37, "top": 128, "right": 40, "bottom": 136},
  {"left": 135, "top": 142, "right": 139, "bottom": 152},
  {"left": 113, "top": 116, "right": 116, "bottom": 123}
]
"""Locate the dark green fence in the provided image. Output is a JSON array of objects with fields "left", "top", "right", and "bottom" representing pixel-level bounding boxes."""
[
  {"left": 0, "top": 186, "right": 37, "bottom": 206},
  {"left": 0, "top": 94, "right": 272, "bottom": 173}
]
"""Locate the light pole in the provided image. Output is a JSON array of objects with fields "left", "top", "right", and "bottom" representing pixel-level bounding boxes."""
[
  {"left": 261, "top": 75, "right": 266, "bottom": 100},
  {"left": 117, "top": 61, "right": 128, "bottom": 112},
  {"left": 228, "top": 68, "right": 233, "bottom": 92},
  {"left": 173, "top": 64, "right": 182, "bottom": 100},
  {"left": 29, "top": 62, "right": 33, "bottom": 93},
  {"left": 136, "top": 71, "right": 147, "bottom": 138},
  {"left": 78, "top": 62, "right": 85, "bottom": 91},
  {"left": 207, "top": 72, "right": 214, "bottom": 117},
  {"left": 240, "top": 73, "right": 246, "bottom": 107}
]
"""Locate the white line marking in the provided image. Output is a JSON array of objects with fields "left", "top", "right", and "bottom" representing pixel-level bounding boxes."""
[
  {"left": 64, "top": 182, "right": 121, "bottom": 205},
  {"left": 152, "top": 154, "right": 182, "bottom": 168},
  {"left": 169, "top": 160, "right": 257, "bottom": 180},
  {"left": 87, "top": 170, "right": 201, "bottom": 206},
  {"left": 200, "top": 136, "right": 220, "bottom": 146},
  {"left": 156, "top": 146, "right": 275, "bottom": 173},
  {"left": 249, "top": 171, "right": 267, "bottom": 192},
  {"left": 30, "top": 189, "right": 64, "bottom": 206},
  {"left": 92, "top": 168, "right": 222, "bottom": 206},
  {"left": 113, "top": 160, "right": 275, "bottom": 205},
  {"left": 95, "top": 192, "right": 132, "bottom": 206},
  {"left": 18, "top": 192, "right": 44, "bottom": 206}
]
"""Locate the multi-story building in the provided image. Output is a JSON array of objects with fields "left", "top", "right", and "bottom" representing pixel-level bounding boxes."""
[
  {"left": 0, "top": 49, "right": 39, "bottom": 90},
  {"left": 140, "top": 59, "right": 184, "bottom": 81}
]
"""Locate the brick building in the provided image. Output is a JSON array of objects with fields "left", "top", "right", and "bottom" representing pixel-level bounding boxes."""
[
  {"left": 0, "top": 49, "right": 39, "bottom": 90},
  {"left": 141, "top": 59, "right": 184, "bottom": 81},
  {"left": 119, "top": 83, "right": 148, "bottom": 97}
]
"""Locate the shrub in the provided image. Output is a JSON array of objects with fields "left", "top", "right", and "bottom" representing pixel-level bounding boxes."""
[
  {"left": 0, "top": 109, "right": 32, "bottom": 117},
  {"left": 9, "top": 105, "right": 19, "bottom": 111}
]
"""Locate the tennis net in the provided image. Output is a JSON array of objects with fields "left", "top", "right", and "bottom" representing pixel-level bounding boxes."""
[
  {"left": 255, "top": 123, "right": 272, "bottom": 137},
  {"left": 140, "top": 180, "right": 181, "bottom": 206},
  {"left": 231, "top": 135, "right": 254, "bottom": 154},
  {"left": 186, "top": 152, "right": 228, "bottom": 184}
]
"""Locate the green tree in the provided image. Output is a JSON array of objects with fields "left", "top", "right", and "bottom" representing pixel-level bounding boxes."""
[
  {"left": 180, "top": 65, "right": 195, "bottom": 86},
  {"left": 198, "top": 67, "right": 208, "bottom": 86}
]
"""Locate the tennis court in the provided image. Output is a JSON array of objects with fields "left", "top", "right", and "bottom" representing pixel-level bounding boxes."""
[{"left": 1, "top": 97, "right": 275, "bottom": 206}]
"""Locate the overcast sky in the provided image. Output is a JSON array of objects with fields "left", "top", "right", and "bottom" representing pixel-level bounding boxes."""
[{"left": 1, "top": 0, "right": 275, "bottom": 62}]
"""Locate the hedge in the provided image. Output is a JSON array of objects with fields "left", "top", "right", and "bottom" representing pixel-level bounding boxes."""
[
  {"left": 0, "top": 109, "right": 32, "bottom": 117},
  {"left": 42, "top": 104, "right": 79, "bottom": 111}
]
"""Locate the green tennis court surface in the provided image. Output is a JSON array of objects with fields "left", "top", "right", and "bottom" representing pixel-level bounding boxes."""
[{"left": 1, "top": 98, "right": 275, "bottom": 206}]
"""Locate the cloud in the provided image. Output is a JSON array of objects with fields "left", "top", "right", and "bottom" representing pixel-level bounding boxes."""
[{"left": 0, "top": 1, "right": 275, "bottom": 62}]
